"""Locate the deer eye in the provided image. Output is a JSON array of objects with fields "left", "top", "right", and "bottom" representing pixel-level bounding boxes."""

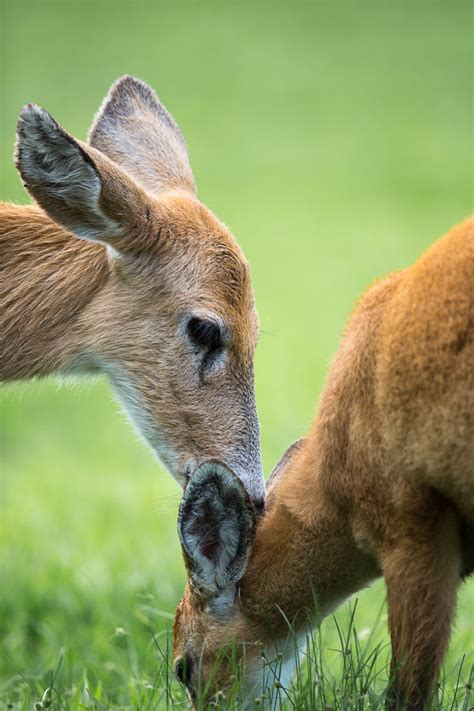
[{"left": 187, "top": 317, "right": 222, "bottom": 350}]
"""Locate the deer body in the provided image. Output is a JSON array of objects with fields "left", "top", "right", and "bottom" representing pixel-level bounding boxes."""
[
  {"left": 174, "top": 216, "right": 474, "bottom": 709},
  {"left": 0, "top": 76, "right": 265, "bottom": 504}
]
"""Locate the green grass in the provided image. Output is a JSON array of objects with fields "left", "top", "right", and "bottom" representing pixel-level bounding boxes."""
[{"left": 1, "top": 1, "right": 473, "bottom": 708}]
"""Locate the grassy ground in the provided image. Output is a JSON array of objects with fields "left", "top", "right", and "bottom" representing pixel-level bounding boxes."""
[{"left": 1, "top": 1, "right": 472, "bottom": 708}]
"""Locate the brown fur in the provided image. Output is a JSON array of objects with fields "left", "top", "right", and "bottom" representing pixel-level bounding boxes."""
[
  {"left": 0, "top": 77, "right": 265, "bottom": 502},
  {"left": 174, "top": 216, "right": 474, "bottom": 709}
]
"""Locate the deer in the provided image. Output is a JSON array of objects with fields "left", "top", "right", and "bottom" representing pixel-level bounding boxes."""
[
  {"left": 0, "top": 76, "right": 265, "bottom": 507},
  {"left": 173, "top": 216, "right": 474, "bottom": 709}
]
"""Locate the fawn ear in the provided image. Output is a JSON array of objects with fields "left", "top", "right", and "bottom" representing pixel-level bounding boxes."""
[
  {"left": 15, "top": 103, "right": 150, "bottom": 251},
  {"left": 178, "top": 461, "right": 257, "bottom": 610},
  {"left": 266, "top": 439, "right": 305, "bottom": 509},
  {"left": 88, "top": 75, "right": 196, "bottom": 197}
]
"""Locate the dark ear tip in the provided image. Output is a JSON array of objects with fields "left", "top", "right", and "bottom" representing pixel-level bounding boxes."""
[
  {"left": 185, "top": 460, "right": 250, "bottom": 503},
  {"left": 17, "top": 103, "right": 39, "bottom": 128},
  {"left": 16, "top": 104, "right": 57, "bottom": 138},
  {"left": 18, "top": 102, "right": 47, "bottom": 119},
  {"left": 15, "top": 105, "right": 49, "bottom": 170},
  {"left": 115, "top": 74, "right": 147, "bottom": 89},
  {"left": 179, "top": 461, "right": 250, "bottom": 518}
]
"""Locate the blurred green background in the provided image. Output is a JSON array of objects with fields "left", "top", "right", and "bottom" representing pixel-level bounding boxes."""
[{"left": 1, "top": 0, "right": 472, "bottom": 707}]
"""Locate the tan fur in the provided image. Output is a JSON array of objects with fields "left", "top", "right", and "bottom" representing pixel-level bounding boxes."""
[
  {"left": 0, "top": 203, "right": 108, "bottom": 378},
  {"left": 0, "top": 77, "right": 265, "bottom": 502},
  {"left": 174, "top": 216, "right": 474, "bottom": 709}
]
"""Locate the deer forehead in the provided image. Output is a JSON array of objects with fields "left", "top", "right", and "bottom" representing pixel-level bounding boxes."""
[{"left": 122, "top": 195, "right": 252, "bottom": 304}]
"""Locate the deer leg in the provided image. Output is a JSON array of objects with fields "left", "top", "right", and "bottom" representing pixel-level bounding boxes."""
[{"left": 382, "top": 504, "right": 461, "bottom": 710}]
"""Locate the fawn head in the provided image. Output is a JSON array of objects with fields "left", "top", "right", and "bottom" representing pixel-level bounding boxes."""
[
  {"left": 173, "top": 449, "right": 304, "bottom": 707},
  {"left": 14, "top": 76, "right": 264, "bottom": 504}
]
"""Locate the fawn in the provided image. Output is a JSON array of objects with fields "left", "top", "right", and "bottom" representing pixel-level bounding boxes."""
[
  {"left": 0, "top": 76, "right": 264, "bottom": 505},
  {"left": 174, "top": 216, "right": 474, "bottom": 709}
]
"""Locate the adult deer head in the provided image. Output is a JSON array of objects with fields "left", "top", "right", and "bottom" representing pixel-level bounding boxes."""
[{"left": 13, "top": 76, "right": 264, "bottom": 504}]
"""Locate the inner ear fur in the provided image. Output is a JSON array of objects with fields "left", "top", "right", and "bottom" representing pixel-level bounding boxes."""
[
  {"left": 89, "top": 75, "right": 196, "bottom": 197},
  {"left": 178, "top": 462, "right": 257, "bottom": 602}
]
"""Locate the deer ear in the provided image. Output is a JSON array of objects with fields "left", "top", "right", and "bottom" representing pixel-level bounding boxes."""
[
  {"left": 265, "top": 439, "right": 305, "bottom": 510},
  {"left": 178, "top": 462, "right": 257, "bottom": 610},
  {"left": 15, "top": 103, "right": 150, "bottom": 252},
  {"left": 88, "top": 75, "right": 196, "bottom": 197}
]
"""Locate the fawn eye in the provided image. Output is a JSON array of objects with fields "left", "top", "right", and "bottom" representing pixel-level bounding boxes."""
[
  {"left": 187, "top": 317, "right": 222, "bottom": 350},
  {"left": 174, "top": 655, "right": 193, "bottom": 686}
]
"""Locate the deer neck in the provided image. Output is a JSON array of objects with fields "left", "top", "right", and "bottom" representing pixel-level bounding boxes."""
[
  {"left": 241, "top": 472, "right": 381, "bottom": 641},
  {"left": 0, "top": 203, "right": 110, "bottom": 380}
]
